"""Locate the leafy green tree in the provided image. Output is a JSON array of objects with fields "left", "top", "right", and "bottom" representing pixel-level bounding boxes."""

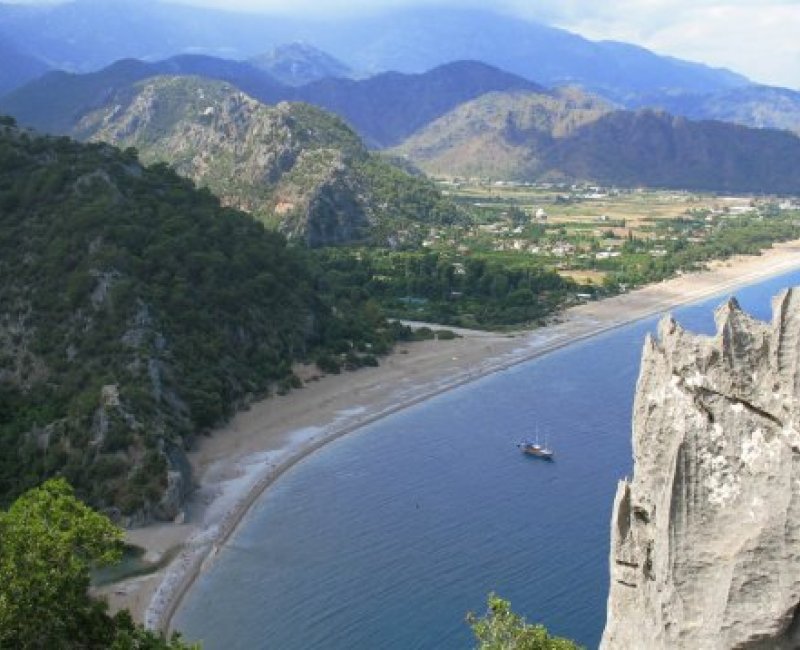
[
  {"left": 467, "top": 594, "right": 582, "bottom": 650},
  {"left": 108, "top": 611, "right": 198, "bottom": 650},
  {"left": 0, "top": 479, "right": 195, "bottom": 649}
]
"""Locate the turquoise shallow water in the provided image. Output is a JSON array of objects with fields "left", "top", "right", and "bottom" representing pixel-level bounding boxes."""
[{"left": 175, "top": 269, "right": 800, "bottom": 649}]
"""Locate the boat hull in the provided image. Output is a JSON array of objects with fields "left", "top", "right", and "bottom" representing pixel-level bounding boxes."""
[{"left": 518, "top": 441, "right": 554, "bottom": 460}]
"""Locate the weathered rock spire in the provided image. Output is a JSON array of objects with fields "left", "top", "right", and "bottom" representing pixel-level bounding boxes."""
[{"left": 601, "top": 288, "right": 800, "bottom": 649}]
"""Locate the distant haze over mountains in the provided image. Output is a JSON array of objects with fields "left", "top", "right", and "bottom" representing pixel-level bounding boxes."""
[
  {"left": 4, "top": 0, "right": 799, "bottom": 136},
  {"left": 0, "top": 0, "right": 751, "bottom": 104},
  {"left": 639, "top": 86, "right": 800, "bottom": 137},
  {"left": 2, "top": 0, "right": 799, "bottom": 194},
  {"left": 248, "top": 43, "right": 352, "bottom": 87},
  {"left": 0, "top": 39, "right": 49, "bottom": 95},
  {"left": 4, "top": 53, "right": 799, "bottom": 195}
]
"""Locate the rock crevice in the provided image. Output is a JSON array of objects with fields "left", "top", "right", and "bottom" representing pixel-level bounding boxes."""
[{"left": 602, "top": 289, "right": 800, "bottom": 649}]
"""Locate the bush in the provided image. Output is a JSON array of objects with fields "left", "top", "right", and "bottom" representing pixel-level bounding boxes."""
[
  {"left": 468, "top": 594, "right": 582, "bottom": 649},
  {"left": 316, "top": 353, "right": 341, "bottom": 375},
  {"left": 412, "top": 327, "right": 435, "bottom": 341},
  {"left": 435, "top": 329, "right": 459, "bottom": 340}
]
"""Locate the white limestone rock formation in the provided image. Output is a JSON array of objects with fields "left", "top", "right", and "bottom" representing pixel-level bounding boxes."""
[{"left": 601, "top": 288, "right": 800, "bottom": 650}]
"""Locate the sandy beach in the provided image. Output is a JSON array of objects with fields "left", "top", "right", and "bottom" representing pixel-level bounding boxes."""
[{"left": 97, "top": 240, "right": 800, "bottom": 634}]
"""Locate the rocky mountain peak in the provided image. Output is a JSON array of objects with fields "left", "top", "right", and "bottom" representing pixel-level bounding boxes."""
[
  {"left": 602, "top": 288, "right": 800, "bottom": 649},
  {"left": 72, "top": 75, "right": 459, "bottom": 247},
  {"left": 248, "top": 42, "right": 353, "bottom": 86},
  {"left": 75, "top": 76, "right": 373, "bottom": 245}
]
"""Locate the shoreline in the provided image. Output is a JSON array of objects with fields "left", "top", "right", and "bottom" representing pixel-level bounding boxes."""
[{"left": 100, "top": 240, "right": 800, "bottom": 635}]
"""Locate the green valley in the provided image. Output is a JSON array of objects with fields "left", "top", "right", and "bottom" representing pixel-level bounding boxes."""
[{"left": 343, "top": 181, "right": 800, "bottom": 327}]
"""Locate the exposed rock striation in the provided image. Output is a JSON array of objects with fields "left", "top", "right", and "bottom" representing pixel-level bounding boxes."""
[
  {"left": 75, "top": 77, "right": 373, "bottom": 246},
  {"left": 73, "top": 75, "right": 460, "bottom": 247},
  {"left": 602, "top": 289, "right": 800, "bottom": 649}
]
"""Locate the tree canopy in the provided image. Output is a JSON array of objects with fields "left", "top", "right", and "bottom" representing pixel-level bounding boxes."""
[
  {"left": 0, "top": 478, "right": 195, "bottom": 649},
  {"left": 468, "top": 594, "right": 582, "bottom": 650},
  {"left": 0, "top": 120, "right": 400, "bottom": 517}
]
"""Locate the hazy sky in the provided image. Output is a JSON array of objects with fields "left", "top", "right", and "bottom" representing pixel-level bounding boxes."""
[
  {"left": 189, "top": 0, "right": 800, "bottom": 88},
  {"left": 9, "top": 0, "right": 800, "bottom": 87}
]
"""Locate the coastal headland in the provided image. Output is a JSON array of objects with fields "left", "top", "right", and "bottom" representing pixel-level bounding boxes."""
[{"left": 97, "top": 240, "right": 800, "bottom": 634}]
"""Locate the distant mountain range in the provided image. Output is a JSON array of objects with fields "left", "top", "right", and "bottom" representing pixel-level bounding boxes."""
[
  {"left": 0, "top": 57, "right": 544, "bottom": 147},
  {"left": 4, "top": 53, "right": 800, "bottom": 194},
  {"left": 248, "top": 43, "right": 352, "bottom": 87},
  {"left": 296, "top": 60, "right": 544, "bottom": 148},
  {"left": 3, "top": 1, "right": 800, "bottom": 135},
  {"left": 3, "top": 0, "right": 799, "bottom": 196},
  {"left": 0, "top": 38, "right": 49, "bottom": 96},
  {"left": 394, "top": 91, "right": 800, "bottom": 193},
  {"left": 0, "top": 0, "right": 293, "bottom": 72},
  {"left": 301, "top": 6, "right": 751, "bottom": 105},
  {"left": 639, "top": 85, "right": 800, "bottom": 136},
  {"left": 0, "top": 0, "right": 751, "bottom": 105}
]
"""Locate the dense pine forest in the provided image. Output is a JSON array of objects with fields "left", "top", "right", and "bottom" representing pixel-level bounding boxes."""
[{"left": 0, "top": 117, "right": 401, "bottom": 517}]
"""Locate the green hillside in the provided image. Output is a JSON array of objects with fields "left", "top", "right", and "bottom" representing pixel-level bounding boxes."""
[{"left": 0, "top": 117, "right": 396, "bottom": 519}]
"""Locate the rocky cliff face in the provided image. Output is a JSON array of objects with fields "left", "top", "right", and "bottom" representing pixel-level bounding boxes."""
[
  {"left": 72, "top": 75, "right": 459, "bottom": 247},
  {"left": 75, "top": 76, "right": 375, "bottom": 246},
  {"left": 602, "top": 289, "right": 800, "bottom": 649}
]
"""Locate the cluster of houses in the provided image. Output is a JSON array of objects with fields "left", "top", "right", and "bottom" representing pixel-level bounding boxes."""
[{"left": 419, "top": 187, "right": 800, "bottom": 272}]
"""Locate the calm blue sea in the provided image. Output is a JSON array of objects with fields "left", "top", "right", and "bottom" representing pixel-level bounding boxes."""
[{"left": 175, "top": 269, "right": 800, "bottom": 650}]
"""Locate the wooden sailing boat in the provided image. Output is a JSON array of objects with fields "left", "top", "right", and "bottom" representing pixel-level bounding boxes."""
[{"left": 517, "top": 428, "right": 554, "bottom": 460}]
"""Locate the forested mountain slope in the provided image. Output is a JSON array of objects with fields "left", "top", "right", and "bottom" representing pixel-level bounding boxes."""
[{"left": 0, "top": 117, "right": 394, "bottom": 520}]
